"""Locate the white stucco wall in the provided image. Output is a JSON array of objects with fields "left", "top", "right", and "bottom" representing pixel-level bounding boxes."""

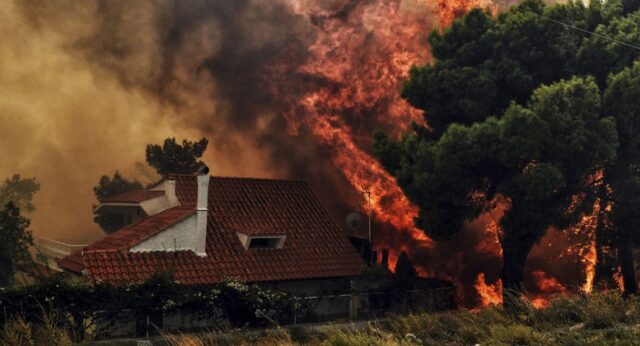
[{"left": 130, "top": 214, "right": 206, "bottom": 256}]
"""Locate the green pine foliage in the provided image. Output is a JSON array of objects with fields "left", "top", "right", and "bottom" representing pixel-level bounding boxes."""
[
  {"left": 0, "top": 202, "right": 33, "bottom": 287},
  {"left": 145, "top": 137, "right": 209, "bottom": 176},
  {"left": 375, "top": 0, "right": 640, "bottom": 298},
  {"left": 92, "top": 171, "right": 143, "bottom": 233},
  {"left": 0, "top": 175, "right": 40, "bottom": 213}
]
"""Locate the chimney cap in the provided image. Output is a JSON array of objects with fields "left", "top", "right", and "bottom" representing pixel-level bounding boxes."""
[{"left": 197, "top": 164, "right": 210, "bottom": 175}]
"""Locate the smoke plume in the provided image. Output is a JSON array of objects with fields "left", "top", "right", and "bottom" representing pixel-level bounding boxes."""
[{"left": 1, "top": 0, "right": 593, "bottom": 306}]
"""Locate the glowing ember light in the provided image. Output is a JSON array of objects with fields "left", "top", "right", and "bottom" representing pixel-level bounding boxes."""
[
  {"left": 532, "top": 270, "right": 567, "bottom": 294},
  {"left": 528, "top": 270, "right": 567, "bottom": 307},
  {"left": 275, "top": 0, "right": 452, "bottom": 274},
  {"left": 614, "top": 267, "right": 624, "bottom": 291},
  {"left": 272, "top": 0, "right": 601, "bottom": 305},
  {"left": 475, "top": 273, "right": 502, "bottom": 307},
  {"left": 582, "top": 239, "right": 597, "bottom": 293},
  {"left": 530, "top": 297, "right": 550, "bottom": 309}
]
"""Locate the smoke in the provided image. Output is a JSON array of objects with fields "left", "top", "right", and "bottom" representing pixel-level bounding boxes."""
[
  {"left": 2, "top": 0, "right": 590, "bottom": 306},
  {"left": 2, "top": 0, "right": 318, "bottom": 241},
  {"left": 2, "top": 0, "right": 440, "bottom": 243}
]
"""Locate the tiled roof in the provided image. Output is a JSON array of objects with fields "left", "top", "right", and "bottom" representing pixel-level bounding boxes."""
[
  {"left": 61, "top": 175, "right": 366, "bottom": 284},
  {"left": 230, "top": 224, "right": 286, "bottom": 236},
  {"left": 82, "top": 250, "right": 218, "bottom": 285},
  {"left": 58, "top": 206, "right": 195, "bottom": 274},
  {"left": 100, "top": 189, "right": 165, "bottom": 203}
]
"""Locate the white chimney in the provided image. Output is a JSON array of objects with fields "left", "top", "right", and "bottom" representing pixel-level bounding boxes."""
[
  {"left": 165, "top": 178, "right": 179, "bottom": 207},
  {"left": 194, "top": 166, "right": 210, "bottom": 256}
]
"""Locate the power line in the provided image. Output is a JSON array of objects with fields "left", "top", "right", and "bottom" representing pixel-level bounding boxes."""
[{"left": 490, "top": 0, "right": 640, "bottom": 51}]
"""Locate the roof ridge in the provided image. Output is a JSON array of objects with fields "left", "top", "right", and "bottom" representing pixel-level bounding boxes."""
[
  {"left": 84, "top": 248, "right": 194, "bottom": 255},
  {"left": 210, "top": 176, "right": 308, "bottom": 183},
  {"left": 167, "top": 173, "right": 308, "bottom": 183}
]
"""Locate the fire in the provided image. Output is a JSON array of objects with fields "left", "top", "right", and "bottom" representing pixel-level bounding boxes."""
[
  {"left": 475, "top": 273, "right": 502, "bottom": 307},
  {"left": 529, "top": 270, "right": 567, "bottom": 307},
  {"left": 530, "top": 297, "right": 550, "bottom": 309},
  {"left": 436, "top": 0, "right": 496, "bottom": 25},
  {"left": 275, "top": 0, "right": 451, "bottom": 273},
  {"left": 271, "top": 0, "right": 601, "bottom": 305},
  {"left": 614, "top": 267, "right": 624, "bottom": 291},
  {"left": 582, "top": 238, "right": 597, "bottom": 293},
  {"left": 531, "top": 271, "right": 567, "bottom": 294},
  {"left": 569, "top": 199, "right": 601, "bottom": 293}
]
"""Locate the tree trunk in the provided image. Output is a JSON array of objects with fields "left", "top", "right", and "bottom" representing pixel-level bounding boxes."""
[
  {"left": 617, "top": 225, "right": 637, "bottom": 295},
  {"left": 501, "top": 235, "right": 538, "bottom": 307},
  {"left": 594, "top": 209, "right": 611, "bottom": 288}
]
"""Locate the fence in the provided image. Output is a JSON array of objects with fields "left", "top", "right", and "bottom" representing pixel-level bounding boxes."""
[
  {"left": 89, "top": 286, "right": 456, "bottom": 338},
  {"left": 272, "top": 286, "right": 456, "bottom": 326}
]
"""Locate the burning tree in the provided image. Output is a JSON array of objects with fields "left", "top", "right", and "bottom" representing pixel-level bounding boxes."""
[
  {"left": 375, "top": 0, "right": 640, "bottom": 303},
  {"left": 601, "top": 62, "right": 640, "bottom": 295},
  {"left": 376, "top": 76, "right": 616, "bottom": 303}
]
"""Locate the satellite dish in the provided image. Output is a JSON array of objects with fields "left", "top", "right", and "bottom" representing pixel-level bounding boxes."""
[{"left": 346, "top": 212, "right": 364, "bottom": 231}]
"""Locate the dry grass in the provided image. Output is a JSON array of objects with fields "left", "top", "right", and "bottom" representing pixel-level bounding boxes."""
[
  {"left": 5, "top": 291, "right": 640, "bottom": 345},
  {"left": 1, "top": 311, "right": 72, "bottom": 346},
  {"left": 160, "top": 291, "right": 640, "bottom": 345}
]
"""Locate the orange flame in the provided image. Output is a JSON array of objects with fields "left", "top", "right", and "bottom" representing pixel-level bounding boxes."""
[
  {"left": 276, "top": 0, "right": 457, "bottom": 274},
  {"left": 614, "top": 267, "right": 624, "bottom": 291},
  {"left": 531, "top": 270, "right": 567, "bottom": 294},
  {"left": 475, "top": 273, "right": 502, "bottom": 307},
  {"left": 272, "top": 0, "right": 601, "bottom": 306},
  {"left": 529, "top": 270, "right": 567, "bottom": 307},
  {"left": 530, "top": 297, "right": 550, "bottom": 309},
  {"left": 582, "top": 239, "right": 597, "bottom": 293}
]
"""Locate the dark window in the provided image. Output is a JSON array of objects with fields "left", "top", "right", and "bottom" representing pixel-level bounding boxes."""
[
  {"left": 248, "top": 237, "right": 283, "bottom": 249},
  {"left": 249, "top": 238, "right": 270, "bottom": 249}
]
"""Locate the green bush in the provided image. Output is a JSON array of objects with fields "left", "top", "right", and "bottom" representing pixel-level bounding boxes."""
[
  {"left": 579, "top": 292, "right": 633, "bottom": 329},
  {"left": 0, "top": 274, "right": 296, "bottom": 341}
]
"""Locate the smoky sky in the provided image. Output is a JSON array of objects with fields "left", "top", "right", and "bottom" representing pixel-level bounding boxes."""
[
  {"left": 4, "top": 0, "right": 382, "bottom": 241},
  {"left": 2, "top": 0, "right": 587, "bottom": 306}
]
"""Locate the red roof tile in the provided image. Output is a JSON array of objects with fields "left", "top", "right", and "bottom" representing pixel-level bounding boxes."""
[
  {"left": 61, "top": 175, "right": 366, "bottom": 284},
  {"left": 82, "top": 249, "right": 219, "bottom": 285},
  {"left": 100, "top": 189, "right": 165, "bottom": 203}
]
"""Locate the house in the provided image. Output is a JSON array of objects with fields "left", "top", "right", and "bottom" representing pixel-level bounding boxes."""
[{"left": 57, "top": 168, "right": 367, "bottom": 295}]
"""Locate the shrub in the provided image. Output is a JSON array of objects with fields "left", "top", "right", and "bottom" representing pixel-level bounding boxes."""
[
  {"left": 2, "top": 317, "right": 34, "bottom": 346},
  {"left": 579, "top": 291, "right": 630, "bottom": 329},
  {"left": 0, "top": 274, "right": 297, "bottom": 341},
  {"left": 486, "top": 324, "right": 551, "bottom": 345}
]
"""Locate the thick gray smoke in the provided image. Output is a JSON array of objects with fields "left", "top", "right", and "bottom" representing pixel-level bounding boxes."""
[
  {"left": 3, "top": 0, "right": 363, "bottom": 241},
  {"left": 1, "top": 0, "right": 587, "bottom": 307}
]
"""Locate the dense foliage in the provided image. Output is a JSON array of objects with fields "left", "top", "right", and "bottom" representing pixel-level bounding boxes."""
[
  {"left": 92, "top": 171, "right": 143, "bottom": 201},
  {"left": 92, "top": 171, "right": 143, "bottom": 233},
  {"left": 0, "top": 275, "right": 295, "bottom": 341},
  {"left": 0, "top": 175, "right": 39, "bottom": 213},
  {"left": 601, "top": 62, "right": 640, "bottom": 294},
  {"left": 145, "top": 137, "right": 209, "bottom": 176},
  {"left": 0, "top": 202, "right": 33, "bottom": 287},
  {"left": 375, "top": 0, "right": 640, "bottom": 300}
]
